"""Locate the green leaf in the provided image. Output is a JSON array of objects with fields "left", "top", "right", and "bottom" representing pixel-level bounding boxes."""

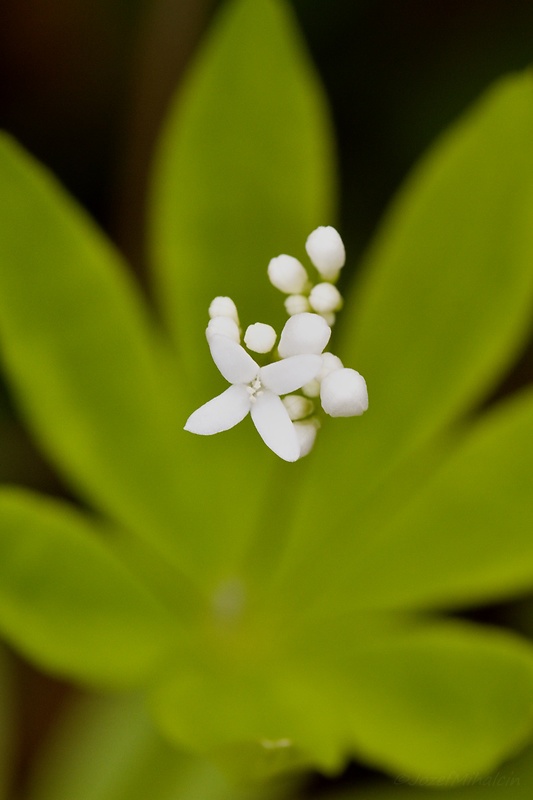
[
  {"left": 27, "top": 692, "right": 298, "bottom": 800},
  {"left": 0, "top": 134, "right": 195, "bottom": 575},
  {"left": 323, "top": 388, "right": 533, "bottom": 613},
  {"left": 273, "top": 70, "right": 533, "bottom": 596},
  {"left": 287, "top": 618, "right": 533, "bottom": 781},
  {"left": 0, "top": 487, "right": 172, "bottom": 687},
  {"left": 346, "top": 69, "right": 533, "bottom": 471},
  {"left": 150, "top": 0, "right": 336, "bottom": 396},
  {"left": 328, "top": 743, "right": 533, "bottom": 798},
  {"left": 150, "top": 611, "right": 533, "bottom": 781},
  {"left": 147, "top": 0, "right": 336, "bottom": 581}
]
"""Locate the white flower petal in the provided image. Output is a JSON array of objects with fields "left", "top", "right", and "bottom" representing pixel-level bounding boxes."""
[
  {"left": 184, "top": 385, "right": 251, "bottom": 434},
  {"left": 259, "top": 354, "right": 322, "bottom": 395},
  {"left": 278, "top": 312, "right": 331, "bottom": 357},
  {"left": 250, "top": 390, "right": 301, "bottom": 462},
  {"left": 209, "top": 335, "right": 259, "bottom": 384}
]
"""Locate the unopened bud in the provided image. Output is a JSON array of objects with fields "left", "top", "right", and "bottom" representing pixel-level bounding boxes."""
[
  {"left": 284, "top": 294, "right": 311, "bottom": 316},
  {"left": 294, "top": 418, "right": 320, "bottom": 457},
  {"left": 278, "top": 312, "right": 331, "bottom": 358},
  {"left": 244, "top": 322, "right": 277, "bottom": 353},
  {"left": 318, "top": 352, "right": 343, "bottom": 381},
  {"left": 282, "top": 394, "right": 314, "bottom": 420},
  {"left": 305, "top": 226, "right": 345, "bottom": 281},
  {"left": 309, "top": 282, "right": 343, "bottom": 314},
  {"left": 268, "top": 255, "right": 309, "bottom": 294},
  {"left": 208, "top": 296, "right": 239, "bottom": 324},
  {"left": 320, "top": 368, "right": 368, "bottom": 417},
  {"left": 206, "top": 316, "right": 240, "bottom": 343}
]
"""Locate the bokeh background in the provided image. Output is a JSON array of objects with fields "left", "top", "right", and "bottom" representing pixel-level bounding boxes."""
[{"left": 2, "top": 0, "right": 533, "bottom": 794}]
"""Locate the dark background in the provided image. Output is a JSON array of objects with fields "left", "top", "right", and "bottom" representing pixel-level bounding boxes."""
[{"left": 1, "top": 0, "right": 533, "bottom": 794}]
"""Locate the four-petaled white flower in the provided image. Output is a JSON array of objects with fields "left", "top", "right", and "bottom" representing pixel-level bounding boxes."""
[{"left": 184, "top": 335, "right": 322, "bottom": 462}]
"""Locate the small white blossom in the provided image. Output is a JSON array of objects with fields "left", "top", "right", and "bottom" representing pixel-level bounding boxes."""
[
  {"left": 206, "top": 316, "right": 240, "bottom": 343},
  {"left": 284, "top": 294, "right": 311, "bottom": 316},
  {"left": 320, "top": 368, "right": 368, "bottom": 417},
  {"left": 208, "top": 296, "right": 239, "bottom": 324},
  {"left": 186, "top": 226, "right": 367, "bottom": 462},
  {"left": 309, "top": 282, "right": 343, "bottom": 314},
  {"left": 268, "top": 255, "right": 309, "bottom": 294},
  {"left": 305, "top": 226, "right": 345, "bottom": 281},
  {"left": 184, "top": 335, "right": 322, "bottom": 461},
  {"left": 244, "top": 322, "right": 277, "bottom": 353},
  {"left": 282, "top": 394, "right": 314, "bottom": 420},
  {"left": 278, "top": 312, "right": 331, "bottom": 358}
]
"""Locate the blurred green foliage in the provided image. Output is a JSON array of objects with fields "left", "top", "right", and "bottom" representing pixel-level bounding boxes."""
[{"left": 0, "top": 0, "right": 533, "bottom": 798}]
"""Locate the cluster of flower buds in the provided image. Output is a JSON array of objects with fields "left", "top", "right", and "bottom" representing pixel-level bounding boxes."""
[{"left": 184, "top": 226, "right": 368, "bottom": 462}]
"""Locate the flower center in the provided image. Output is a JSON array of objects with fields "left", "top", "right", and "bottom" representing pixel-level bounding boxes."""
[{"left": 247, "top": 376, "right": 264, "bottom": 403}]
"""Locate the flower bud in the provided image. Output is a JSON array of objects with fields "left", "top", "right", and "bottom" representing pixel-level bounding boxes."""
[
  {"left": 206, "top": 316, "right": 240, "bottom": 343},
  {"left": 309, "top": 282, "right": 343, "bottom": 314},
  {"left": 284, "top": 294, "right": 310, "bottom": 316},
  {"left": 320, "top": 368, "right": 368, "bottom": 417},
  {"left": 282, "top": 394, "right": 314, "bottom": 420},
  {"left": 244, "top": 322, "right": 277, "bottom": 353},
  {"left": 305, "top": 226, "right": 345, "bottom": 281},
  {"left": 278, "top": 312, "right": 331, "bottom": 358},
  {"left": 208, "top": 296, "right": 239, "bottom": 324},
  {"left": 321, "top": 312, "right": 336, "bottom": 327},
  {"left": 294, "top": 418, "right": 320, "bottom": 457},
  {"left": 302, "top": 379, "right": 320, "bottom": 398},
  {"left": 318, "top": 352, "right": 343, "bottom": 380},
  {"left": 268, "top": 255, "right": 309, "bottom": 294}
]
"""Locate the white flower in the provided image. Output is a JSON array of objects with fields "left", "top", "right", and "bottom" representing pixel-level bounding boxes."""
[
  {"left": 244, "top": 322, "right": 277, "bottom": 353},
  {"left": 184, "top": 335, "right": 322, "bottom": 461},
  {"left": 268, "top": 255, "right": 309, "bottom": 294},
  {"left": 277, "top": 312, "right": 331, "bottom": 358},
  {"left": 305, "top": 226, "right": 345, "bottom": 281},
  {"left": 320, "top": 368, "right": 368, "bottom": 417}
]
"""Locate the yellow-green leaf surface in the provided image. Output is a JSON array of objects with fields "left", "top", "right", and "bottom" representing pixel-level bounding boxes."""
[
  {"left": 148, "top": 0, "right": 336, "bottom": 580},
  {"left": 0, "top": 135, "right": 198, "bottom": 574},
  {"left": 150, "top": 613, "right": 533, "bottom": 780},
  {"left": 27, "top": 693, "right": 297, "bottom": 800},
  {"left": 151, "top": 0, "right": 335, "bottom": 392},
  {"left": 287, "top": 618, "right": 533, "bottom": 780},
  {"left": 326, "top": 388, "right": 533, "bottom": 613},
  {"left": 273, "top": 71, "right": 533, "bottom": 602},
  {"left": 333, "top": 743, "right": 533, "bottom": 799},
  {"left": 0, "top": 488, "right": 172, "bottom": 687}
]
